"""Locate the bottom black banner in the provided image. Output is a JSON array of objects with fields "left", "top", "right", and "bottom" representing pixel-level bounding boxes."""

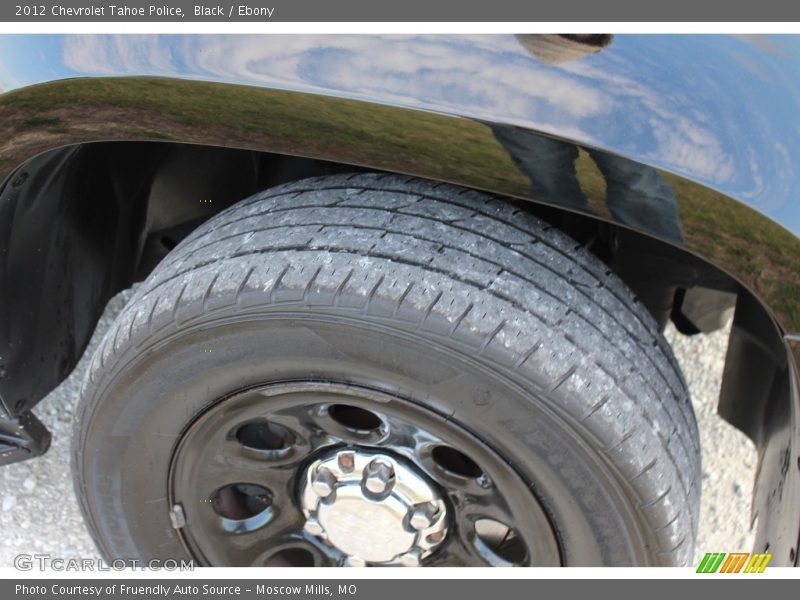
[{"left": 4, "top": 579, "right": 797, "bottom": 600}]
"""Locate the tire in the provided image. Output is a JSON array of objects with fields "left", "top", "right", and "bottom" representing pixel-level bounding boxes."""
[{"left": 73, "top": 173, "right": 700, "bottom": 567}]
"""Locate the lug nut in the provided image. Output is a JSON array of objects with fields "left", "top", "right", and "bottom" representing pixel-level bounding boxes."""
[
  {"left": 304, "top": 518, "right": 324, "bottom": 537},
  {"left": 399, "top": 550, "right": 421, "bottom": 567},
  {"left": 337, "top": 450, "right": 356, "bottom": 473},
  {"left": 344, "top": 556, "right": 366, "bottom": 567},
  {"left": 311, "top": 466, "right": 337, "bottom": 497},
  {"left": 363, "top": 457, "right": 395, "bottom": 495},
  {"left": 426, "top": 531, "right": 446, "bottom": 544},
  {"left": 409, "top": 502, "right": 440, "bottom": 530}
]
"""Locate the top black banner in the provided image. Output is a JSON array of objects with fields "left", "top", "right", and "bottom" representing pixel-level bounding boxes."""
[{"left": 3, "top": 0, "right": 799, "bottom": 22}]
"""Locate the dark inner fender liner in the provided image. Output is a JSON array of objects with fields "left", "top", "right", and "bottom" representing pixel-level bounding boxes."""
[{"left": 0, "top": 144, "right": 161, "bottom": 415}]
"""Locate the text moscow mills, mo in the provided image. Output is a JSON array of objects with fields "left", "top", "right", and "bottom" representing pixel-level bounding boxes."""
[{"left": 18, "top": 5, "right": 276, "bottom": 18}]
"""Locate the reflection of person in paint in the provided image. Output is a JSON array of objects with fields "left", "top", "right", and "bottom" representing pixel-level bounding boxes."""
[{"left": 492, "top": 34, "right": 684, "bottom": 243}]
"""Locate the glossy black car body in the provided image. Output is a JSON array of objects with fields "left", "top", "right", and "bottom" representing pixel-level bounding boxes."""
[{"left": 0, "top": 34, "right": 798, "bottom": 566}]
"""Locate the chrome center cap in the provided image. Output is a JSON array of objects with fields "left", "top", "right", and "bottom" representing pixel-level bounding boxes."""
[{"left": 300, "top": 449, "right": 448, "bottom": 566}]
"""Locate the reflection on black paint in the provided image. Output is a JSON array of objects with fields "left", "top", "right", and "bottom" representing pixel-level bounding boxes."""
[
  {"left": 492, "top": 125, "right": 684, "bottom": 243},
  {"left": 493, "top": 35, "right": 683, "bottom": 243}
]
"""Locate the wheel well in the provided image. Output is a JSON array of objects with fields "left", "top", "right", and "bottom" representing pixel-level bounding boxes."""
[{"left": 0, "top": 140, "right": 785, "bottom": 448}]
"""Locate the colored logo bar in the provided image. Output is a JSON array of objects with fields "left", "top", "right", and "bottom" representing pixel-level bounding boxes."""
[{"left": 696, "top": 552, "right": 772, "bottom": 573}]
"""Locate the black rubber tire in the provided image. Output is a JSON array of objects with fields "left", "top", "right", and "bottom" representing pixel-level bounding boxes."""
[{"left": 73, "top": 173, "right": 700, "bottom": 566}]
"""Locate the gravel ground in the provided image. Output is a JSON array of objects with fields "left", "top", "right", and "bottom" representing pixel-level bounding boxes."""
[
  {"left": 0, "top": 289, "right": 756, "bottom": 567},
  {"left": 664, "top": 321, "right": 757, "bottom": 557}
]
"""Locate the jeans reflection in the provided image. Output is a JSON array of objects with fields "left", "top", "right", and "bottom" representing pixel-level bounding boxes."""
[
  {"left": 492, "top": 126, "right": 684, "bottom": 243},
  {"left": 500, "top": 34, "right": 684, "bottom": 243}
]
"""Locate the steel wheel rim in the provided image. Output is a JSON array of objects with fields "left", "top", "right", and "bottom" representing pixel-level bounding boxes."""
[{"left": 168, "top": 381, "right": 562, "bottom": 567}]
